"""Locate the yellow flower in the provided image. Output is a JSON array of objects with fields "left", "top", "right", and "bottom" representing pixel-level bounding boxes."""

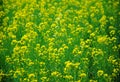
[
  {"left": 11, "top": 39, "right": 17, "bottom": 45},
  {"left": 72, "top": 47, "right": 79, "bottom": 54},
  {"left": 21, "top": 46, "right": 27, "bottom": 50},
  {"left": 36, "top": 44, "right": 40, "bottom": 47},
  {"left": 108, "top": 26, "right": 115, "bottom": 30},
  {"left": 0, "top": 11, "right": 4, "bottom": 17},
  {"left": 73, "top": 62, "right": 80, "bottom": 69},
  {"left": 8, "top": 32, "right": 16, "bottom": 39},
  {"left": 111, "top": 59, "right": 117, "bottom": 64},
  {"left": 41, "top": 77, "right": 49, "bottom": 82},
  {"left": 64, "top": 75, "right": 73, "bottom": 80},
  {"left": 89, "top": 79, "right": 98, "bottom": 82},
  {"left": 80, "top": 39, "right": 86, "bottom": 49},
  {"left": 5, "top": 56, "right": 11, "bottom": 63},
  {"left": 13, "top": 46, "right": 20, "bottom": 53},
  {"left": 103, "top": 73, "right": 108, "bottom": 78},
  {"left": 113, "top": 68, "right": 119, "bottom": 73},
  {"left": 19, "top": 46, "right": 28, "bottom": 54},
  {"left": 99, "top": 15, "right": 107, "bottom": 26},
  {"left": 112, "top": 73, "right": 117, "bottom": 77},
  {"left": 110, "top": 30, "right": 115, "bottom": 36},
  {"left": 90, "top": 13, "right": 95, "bottom": 18},
  {"left": 41, "top": 45, "right": 46, "bottom": 50},
  {"left": 53, "top": 48, "right": 57, "bottom": 53},
  {"left": 28, "top": 61, "right": 34, "bottom": 66},
  {"left": 78, "top": 51, "right": 82, "bottom": 55},
  {"left": 19, "top": 40, "right": 26, "bottom": 45},
  {"left": 79, "top": 73, "right": 86, "bottom": 77},
  {"left": 118, "top": 44, "right": 120, "bottom": 49},
  {"left": 28, "top": 73, "right": 35, "bottom": 78},
  {"left": 34, "top": 44, "right": 41, "bottom": 51},
  {"left": 112, "top": 45, "right": 118, "bottom": 51},
  {"left": 51, "top": 71, "right": 61, "bottom": 77},
  {"left": 109, "top": 16, "right": 114, "bottom": 21},
  {"left": 67, "top": 38, "right": 73, "bottom": 44},
  {"left": 31, "top": 79, "right": 38, "bottom": 82},
  {"left": 75, "top": 80, "right": 81, "bottom": 82},
  {"left": 23, "top": 78, "right": 29, "bottom": 82},
  {"left": 62, "top": 44, "right": 68, "bottom": 49},
  {"left": 65, "top": 61, "right": 73, "bottom": 68},
  {"left": 29, "top": 30, "right": 38, "bottom": 39},
  {"left": 13, "top": 69, "right": 21, "bottom": 78},
  {"left": 97, "top": 35, "right": 107, "bottom": 44},
  {"left": 48, "top": 42, "right": 54, "bottom": 47},
  {"left": 90, "top": 32, "right": 95, "bottom": 38},
  {"left": 51, "top": 23, "right": 57, "bottom": 28},
  {"left": 58, "top": 48, "right": 64, "bottom": 53},
  {"left": 21, "top": 35, "right": 29, "bottom": 41},
  {"left": 97, "top": 70, "right": 104, "bottom": 77},
  {"left": 107, "top": 56, "right": 114, "bottom": 62},
  {"left": 39, "top": 62, "right": 45, "bottom": 67},
  {"left": 110, "top": 37, "right": 117, "bottom": 43}
]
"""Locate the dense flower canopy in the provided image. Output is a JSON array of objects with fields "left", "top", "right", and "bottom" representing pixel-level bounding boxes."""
[{"left": 0, "top": 0, "right": 120, "bottom": 82}]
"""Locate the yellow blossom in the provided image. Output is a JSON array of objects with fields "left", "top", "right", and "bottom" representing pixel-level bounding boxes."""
[
  {"left": 99, "top": 15, "right": 107, "bottom": 26},
  {"left": 64, "top": 75, "right": 73, "bottom": 80},
  {"left": 110, "top": 30, "right": 116, "bottom": 36},
  {"left": 13, "top": 69, "right": 21, "bottom": 78},
  {"left": 39, "top": 62, "right": 45, "bottom": 66},
  {"left": 13, "top": 46, "right": 20, "bottom": 53},
  {"left": 11, "top": 39, "right": 17, "bottom": 45},
  {"left": 112, "top": 45, "right": 118, "bottom": 51},
  {"left": 28, "top": 73, "right": 35, "bottom": 78},
  {"left": 97, "top": 70, "right": 104, "bottom": 77},
  {"left": 28, "top": 61, "right": 34, "bottom": 66},
  {"left": 90, "top": 32, "right": 95, "bottom": 38},
  {"left": 89, "top": 79, "right": 98, "bottom": 82},
  {"left": 103, "top": 73, "right": 108, "bottom": 78},
  {"left": 79, "top": 73, "right": 86, "bottom": 77},
  {"left": 41, "top": 77, "right": 49, "bottom": 82},
  {"left": 108, "top": 26, "right": 115, "bottom": 29},
  {"left": 51, "top": 71, "right": 61, "bottom": 77},
  {"left": 112, "top": 73, "right": 117, "bottom": 77},
  {"left": 113, "top": 68, "right": 119, "bottom": 73},
  {"left": 73, "top": 62, "right": 80, "bottom": 69},
  {"left": 97, "top": 35, "right": 107, "bottom": 44},
  {"left": 65, "top": 61, "right": 73, "bottom": 68}
]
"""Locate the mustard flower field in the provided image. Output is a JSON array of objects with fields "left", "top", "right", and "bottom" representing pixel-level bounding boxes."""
[{"left": 0, "top": 0, "right": 120, "bottom": 82}]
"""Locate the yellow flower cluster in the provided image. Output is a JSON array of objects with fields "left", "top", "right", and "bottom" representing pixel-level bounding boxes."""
[
  {"left": 97, "top": 70, "right": 104, "bottom": 77},
  {"left": 0, "top": 0, "right": 120, "bottom": 82}
]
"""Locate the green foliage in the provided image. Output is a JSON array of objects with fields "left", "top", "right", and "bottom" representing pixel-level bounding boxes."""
[{"left": 0, "top": 0, "right": 120, "bottom": 82}]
